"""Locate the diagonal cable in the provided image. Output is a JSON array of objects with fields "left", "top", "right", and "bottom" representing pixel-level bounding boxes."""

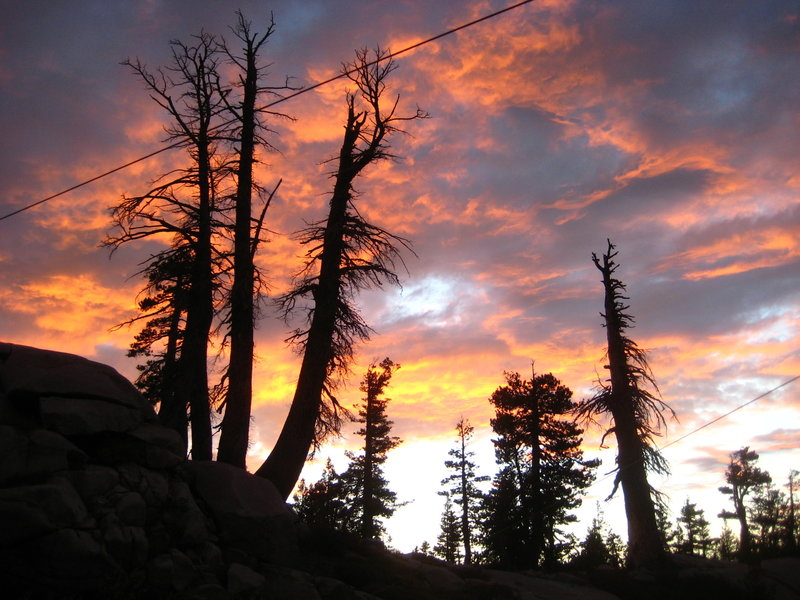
[{"left": 0, "top": 0, "right": 537, "bottom": 223}]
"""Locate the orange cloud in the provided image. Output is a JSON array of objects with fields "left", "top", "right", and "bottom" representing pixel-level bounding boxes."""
[{"left": 663, "top": 227, "right": 800, "bottom": 281}]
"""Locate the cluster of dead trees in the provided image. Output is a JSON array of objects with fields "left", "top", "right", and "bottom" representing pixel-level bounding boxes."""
[{"left": 106, "top": 14, "right": 425, "bottom": 502}]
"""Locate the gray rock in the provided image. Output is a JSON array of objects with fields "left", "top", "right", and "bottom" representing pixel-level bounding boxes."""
[
  {"left": 39, "top": 394, "right": 144, "bottom": 435},
  {"left": 171, "top": 548, "right": 200, "bottom": 591},
  {"left": 227, "top": 562, "right": 266, "bottom": 594},
  {"left": 0, "top": 426, "right": 29, "bottom": 482},
  {"left": 0, "top": 343, "right": 145, "bottom": 410},
  {"left": 104, "top": 523, "right": 149, "bottom": 566},
  {"left": 64, "top": 463, "right": 120, "bottom": 500},
  {"left": 128, "top": 421, "right": 185, "bottom": 457},
  {"left": 35, "top": 528, "right": 122, "bottom": 592},
  {"left": 186, "top": 461, "right": 298, "bottom": 565},
  {"left": 263, "top": 566, "right": 322, "bottom": 600},
  {"left": 400, "top": 555, "right": 466, "bottom": 594},
  {"left": 118, "top": 462, "right": 170, "bottom": 506},
  {"left": 29, "top": 427, "right": 87, "bottom": 467},
  {"left": 0, "top": 479, "right": 90, "bottom": 545},
  {"left": 165, "top": 476, "right": 212, "bottom": 546},
  {"left": 148, "top": 549, "right": 199, "bottom": 592},
  {"left": 480, "top": 569, "right": 622, "bottom": 600},
  {"left": 0, "top": 426, "right": 87, "bottom": 484},
  {"left": 116, "top": 490, "right": 147, "bottom": 526}
]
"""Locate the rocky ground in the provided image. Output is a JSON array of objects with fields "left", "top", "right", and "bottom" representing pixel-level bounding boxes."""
[{"left": 1, "top": 342, "right": 797, "bottom": 599}]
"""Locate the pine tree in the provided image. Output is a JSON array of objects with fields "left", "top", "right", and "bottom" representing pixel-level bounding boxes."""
[
  {"left": 440, "top": 417, "right": 487, "bottom": 565},
  {"left": 576, "top": 240, "right": 674, "bottom": 567},
  {"left": 479, "top": 467, "right": 525, "bottom": 568},
  {"left": 413, "top": 541, "right": 433, "bottom": 557},
  {"left": 336, "top": 358, "right": 403, "bottom": 541},
  {"left": 750, "top": 484, "right": 785, "bottom": 556},
  {"left": 435, "top": 495, "right": 463, "bottom": 563},
  {"left": 715, "top": 524, "right": 738, "bottom": 560},
  {"left": 719, "top": 446, "right": 771, "bottom": 562},
  {"left": 482, "top": 370, "right": 597, "bottom": 568},
  {"left": 292, "top": 458, "right": 348, "bottom": 530},
  {"left": 784, "top": 470, "right": 798, "bottom": 553},
  {"left": 655, "top": 502, "right": 678, "bottom": 550},
  {"left": 574, "top": 505, "right": 624, "bottom": 568},
  {"left": 676, "top": 498, "right": 711, "bottom": 556}
]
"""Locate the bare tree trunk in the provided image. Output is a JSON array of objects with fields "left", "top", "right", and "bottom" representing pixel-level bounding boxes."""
[
  {"left": 157, "top": 299, "right": 186, "bottom": 448},
  {"left": 255, "top": 48, "right": 424, "bottom": 499},
  {"left": 361, "top": 378, "right": 377, "bottom": 540},
  {"left": 598, "top": 248, "right": 665, "bottom": 567},
  {"left": 459, "top": 431, "right": 472, "bottom": 565},
  {"left": 217, "top": 24, "right": 259, "bottom": 468},
  {"left": 178, "top": 129, "right": 214, "bottom": 461},
  {"left": 255, "top": 153, "right": 350, "bottom": 497}
]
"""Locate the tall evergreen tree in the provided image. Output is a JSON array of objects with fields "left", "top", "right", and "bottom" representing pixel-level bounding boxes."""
[
  {"left": 784, "top": 470, "right": 798, "bottom": 553},
  {"left": 256, "top": 48, "right": 426, "bottom": 498},
  {"left": 676, "top": 498, "right": 710, "bottom": 556},
  {"left": 292, "top": 458, "right": 348, "bottom": 530},
  {"left": 715, "top": 524, "right": 738, "bottom": 560},
  {"left": 346, "top": 358, "right": 402, "bottom": 540},
  {"left": 435, "top": 495, "right": 463, "bottom": 563},
  {"left": 290, "top": 360, "right": 402, "bottom": 542},
  {"left": 576, "top": 240, "right": 674, "bottom": 567},
  {"left": 120, "top": 246, "right": 191, "bottom": 416},
  {"left": 440, "top": 417, "right": 487, "bottom": 565},
  {"left": 750, "top": 483, "right": 785, "bottom": 556},
  {"left": 718, "top": 446, "right": 771, "bottom": 562},
  {"left": 573, "top": 505, "right": 624, "bottom": 569},
  {"left": 481, "top": 370, "right": 597, "bottom": 569}
]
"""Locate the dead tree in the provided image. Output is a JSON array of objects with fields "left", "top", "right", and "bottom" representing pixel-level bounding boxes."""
[
  {"left": 576, "top": 240, "right": 674, "bottom": 567},
  {"left": 216, "top": 12, "right": 291, "bottom": 468},
  {"left": 106, "top": 32, "right": 228, "bottom": 459},
  {"left": 255, "top": 48, "right": 427, "bottom": 498}
]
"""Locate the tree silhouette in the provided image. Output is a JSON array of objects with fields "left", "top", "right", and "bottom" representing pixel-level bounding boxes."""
[
  {"left": 255, "top": 48, "right": 426, "bottom": 498},
  {"left": 106, "top": 31, "right": 230, "bottom": 459},
  {"left": 676, "top": 498, "right": 710, "bottom": 556},
  {"left": 719, "top": 446, "right": 771, "bottom": 562},
  {"left": 785, "top": 470, "right": 798, "bottom": 553},
  {"left": 338, "top": 358, "right": 402, "bottom": 541},
  {"left": 435, "top": 495, "right": 463, "bottom": 563},
  {"left": 440, "top": 417, "right": 487, "bottom": 565},
  {"left": 573, "top": 504, "right": 624, "bottom": 569},
  {"left": 120, "top": 246, "right": 191, "bottom": 417},
  {"left": 576, "top": 240, "right": 673, "bottom": 567},
  {"left": 750, "top": 483, "right": 785, "bottom": 556},
  {"left": 715, "top": 524, "right": 738, "bottom": 560},
  {"left": 216, "top": 12, "right": 290, "bottom": 468},
  {"left": 483, "top": 370, "right": 597, "bottom": 568},
  {"left": 292, "top": 458, "right": 348, "bottom": 530}
]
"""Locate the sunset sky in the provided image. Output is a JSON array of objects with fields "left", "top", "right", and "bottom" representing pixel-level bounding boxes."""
[{"left": 1, "top": 0, "right": 798, "bottom": 552}]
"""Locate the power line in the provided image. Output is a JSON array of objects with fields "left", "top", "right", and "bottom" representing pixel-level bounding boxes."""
[
  {"left": 591, "top": 373, "right": 800, "bottom": 486},
  {"left": 659, "top": 373, "right": 800, "bottom": 452},
  {"left": 0, "top": 0, "right": 537, "bottom": 223}
]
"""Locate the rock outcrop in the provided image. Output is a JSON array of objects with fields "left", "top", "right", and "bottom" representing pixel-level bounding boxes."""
[{"left": 0, "top": 342, "right": 297, "bottom": 599}]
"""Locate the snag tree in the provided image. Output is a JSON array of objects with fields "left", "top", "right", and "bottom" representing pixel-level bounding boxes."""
[
  {"left": 576, "top": 240, "right": 674, "bottom": 567},
  {"left": 256, "top": 48, "right": 426, "bottom": 498}
]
